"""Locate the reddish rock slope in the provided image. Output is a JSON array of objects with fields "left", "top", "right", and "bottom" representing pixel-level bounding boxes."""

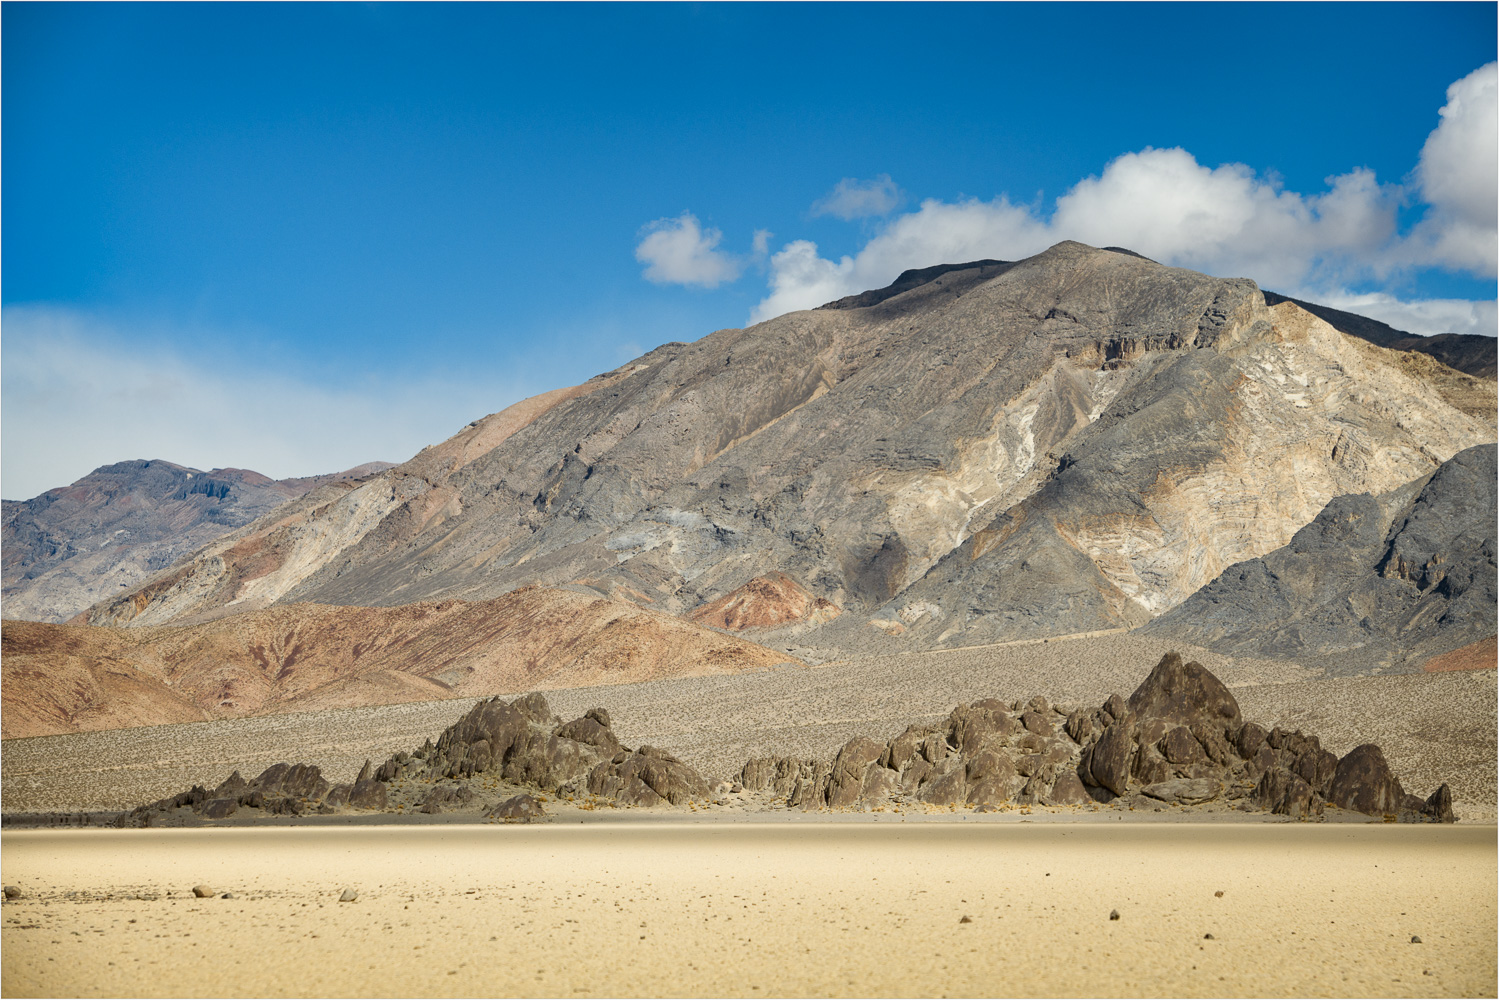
[
  {"left": 1, "top": 587, "right": 800, "bottom": 739},
  {"left": 689, "top": 573, "right": 841, "bottom": 630}
]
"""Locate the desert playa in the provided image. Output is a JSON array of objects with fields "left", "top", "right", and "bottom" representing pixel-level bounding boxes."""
[{"left": 3, "top": 822, "right": 1495, "bottom": 999}]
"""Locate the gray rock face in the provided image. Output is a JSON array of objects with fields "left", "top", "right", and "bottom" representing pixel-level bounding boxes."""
[
  {"left": 1, "top": 460, "right": 392, "bottom": 623},
  {"left": 1147, "top": 445, "right": 1498, "bottom": 673},
  {"left": 82, "top": 244, "right": 1493, "bottom": 669}
]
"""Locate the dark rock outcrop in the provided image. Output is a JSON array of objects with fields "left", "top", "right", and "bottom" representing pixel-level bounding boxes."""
[{"left": 1063, "top": 653, "right": 1457, "bottom": 822}]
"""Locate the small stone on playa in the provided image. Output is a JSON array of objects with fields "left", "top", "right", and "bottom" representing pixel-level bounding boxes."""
[
  {"left": 959, "top": 915, "right": 972, "bottom": 924},
  {"left": 1214, "top": 890, "right": 1224, "bottom": 897},
  {"left": 1204, "top": 933, "right": 1215, "bottom": 940},
  {"left": 3, "top": 886, "right": 22, "bottom": 900},
  {"left": 221, "top": 893, "right": 235, "bottom": 899},
  {"left": 339, "top": 888, "right": 358, "bottom": 902},
  {"left": 191, "top": 885, "right": 214, "bottom": 898},
  {"left": 1109, "top": 909, "right": 1120, "bottom": 921},
  {"left": 1411, "top": 935, "right": 1422, "bottom": 944}
]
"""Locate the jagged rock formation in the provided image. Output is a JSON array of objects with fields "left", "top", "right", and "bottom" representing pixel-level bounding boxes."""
[
  {"left": 0, "top": 587, "right": 798, "bottom": 739},
  {"left": 133, "top": 759, "right": 388, "bottom": 821},
  {"left": 72, "top": 245, "right": 1494, "bottom": 665},
  {"left": 1261, "top": 290, "right": 1497, "bottom": 380},
  {"left": 123, "top": 653, "right": 1458, "bottom": 825},
  {"left": 2, "top": 459, "right": 392, "bottom": 623},
  {"left": 738, "top": 651, "right": 1454, "bottom": 821},
  {"left": 130, "top": 692, "right": 715, "bottom": 823},
  {"left": 1146, "top": 445, "right": 1497, "bottom": 673}
]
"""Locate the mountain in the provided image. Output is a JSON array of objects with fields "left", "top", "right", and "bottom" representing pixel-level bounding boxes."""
[
  {"left": 1260, "top": 291, "right": 1497, "bottom": 379},
  {"left": 1145, "top": 444, "right": 1497, "bottom": 674},
  {"left": 2, "top": 460, "right": 394, "bottom": 623},
  {"left": 0, "top": 586, "right": 797, "bottom": 739},
  {"left": 72, "top": 243, "right": 1497, "bottom": 665}
]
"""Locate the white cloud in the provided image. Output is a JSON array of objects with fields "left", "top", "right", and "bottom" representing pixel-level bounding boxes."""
[
  {"left": 634, "top": 212, "right": 743, "bottom": 288},
  {"left": 0, "top": 306, "right": 537, "bottom": 501},
  {"left": 738, "top": 65, "right": 1495, "bottom": 334},
  {"left": 1051, "top": 150, "right": 1400, "bottom": 289},
  {"left": 812, "top": 174, "right": 903, "bottom": 220},
  {"left": 751, "top": 196, "right": 1049, "bottom": 322},
  {"left": 1409, "top": 61, "right": 1498, "bottom": 276},
  {"left": 1309, "top": 291, "right": 1497, "bottom": 338}
]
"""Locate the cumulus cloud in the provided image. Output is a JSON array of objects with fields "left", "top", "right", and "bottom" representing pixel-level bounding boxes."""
[
  {"left": 634, "top": 212, "right": 743, "bottom": 288},
  {"left": 751, "top": 149, "right": 1413, "bottom": 322},
  {"left": 744, "top": 66, "right": 1496, "bottom": 334},
  {"left": 1051, "top": 150, "right": 1400, "bottom": 289},
  {"left": 812, "top": 174, "right": 903, "bottom": 220},
  {"left": 1408, "top": 62, "right": 1498, "bottom": 276},
  {"left": 0, "top": 306, "right": 537, "bottom": 500},
  {"left": 752, "top": 196, "right": 1050, "bottom": 321}
]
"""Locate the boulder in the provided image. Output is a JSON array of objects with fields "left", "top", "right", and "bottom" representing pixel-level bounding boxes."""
[
  {"left": 827, "top": 738, "right": 886, "bottom": 808},
  {"left": 966, "top": 779, "right": 1010, "bottom": 808},
  {"left": 555, "top": 716, "right": 622, "bottom": 754},
  {"left": 919, "top": 767, "right": 968, "bottom": 806},
  {"left": 965, "top": 749, "right": 1017, "bottom": 786},
  {"left": 1084, "top": 719, "right": 1135, "bottom": 796},
  {"left": 1045, "top": 771, "right": 1091, "bottom": 806},
  {"left": 1422, "top": 783, "right": 1456, "bottom": 823},
  {"left": 1328, "top": 744, "right": 1404, "bottom": 816},
  {"left": 488, "top": 794, "right": 546, "bottom": 822},
  {"left": 881, "top": 727, "right": 931, "bottom": 772},
  {"left": 1126, "top": 652, "right": 1241, "bottom": 728},
  {"left": 419, "top": 785, "right": 474, "bottom": 814},
  {"left": 1252, "top": 767, "right": 1322, "bottom": 819},
  {"left": 1159, "top": 726, "right": 1205, "bottom": 765},
  {"left": 347, "top": 779, "right": 387, "bottom": 811},
  {"left": 1235, "top": 722, "right": 1269, "bottom": 759},
  {"left": 1141, "top": 778, "right": 1222, "bottom": 805},
  {"left": 1020, "top": 711, "right": 1053, "bottom": 737},
  {"left": 200, "top": 798, "right": 238, "bottom": 820},
  {"left": 857, "top": 764, "right": 900, "bottom": 808}
]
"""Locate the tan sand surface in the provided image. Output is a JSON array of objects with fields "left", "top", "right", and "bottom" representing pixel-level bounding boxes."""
[
  {"left": 4, "top": 633, "right": 1493, "bottom": 820},
  {"left": 2, "top": 823, "right": 1494, "bottom": 999}
]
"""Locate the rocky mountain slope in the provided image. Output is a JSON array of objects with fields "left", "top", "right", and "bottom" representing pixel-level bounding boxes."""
[
  {"left": 1261, "top": 291, "right": 1497, "bottom": 379},
  {"left": 0, "top": 587, "right": 796, "bottom": 739},
  {"left": 1146, "top": 444, "right": 1497, "bottom": 674},
  {"left": 2, "top": 460, "right": 392, "bottom": 623},
  {"left": 71, "top": 243, "right": 1497, "bottom": 666}
]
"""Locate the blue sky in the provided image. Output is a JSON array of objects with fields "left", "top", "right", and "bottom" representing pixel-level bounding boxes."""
[{"left": 4, "top": 2, "right": 1496, "bottom": 499}]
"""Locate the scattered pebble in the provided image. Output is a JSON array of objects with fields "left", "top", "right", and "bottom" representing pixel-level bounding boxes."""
[
  {"left": 1411, "top": 935, "right": 1422, "bottom": 944},
  {"left": 339, "top": 888, "right": 358, "bottom": 902},
  {"left": 191, "top": 885, "right": 215, "bottom": 898},
  {"left": 1109, "top": 910, "right": 1120, "bottom": 921},
  {"left": 959, "top": 916, "right": 972, "bottom": 924},
  {"left": 3, "top": 886, "right": 22, "bottom": 900},
  {"left": 1204, "top": 933, "right": 1215, "bottom": 940},
  {"left": 1214, "top": 890, "right": 1224, "bottom": 898},
  {"left": 221, "top": 893, "right": 236, "bottom": 900}
]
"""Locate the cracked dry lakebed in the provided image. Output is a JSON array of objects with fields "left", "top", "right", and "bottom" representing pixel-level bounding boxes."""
[{"left": 2, "top": 822, "right": 1494, "bottom": 999}]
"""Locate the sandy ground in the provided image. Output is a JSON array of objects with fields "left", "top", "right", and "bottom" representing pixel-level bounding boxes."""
[
  {"left": 4, "top": 633, "right": 1493, "bottom": 820},
  {"left": 2, "top": 823, "right": 1494, "bottom": 999}
]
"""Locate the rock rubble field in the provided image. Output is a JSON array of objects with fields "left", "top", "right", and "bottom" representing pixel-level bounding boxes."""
[{"left": 116, "top": 653, "right": 1458, "bottom": 828}]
